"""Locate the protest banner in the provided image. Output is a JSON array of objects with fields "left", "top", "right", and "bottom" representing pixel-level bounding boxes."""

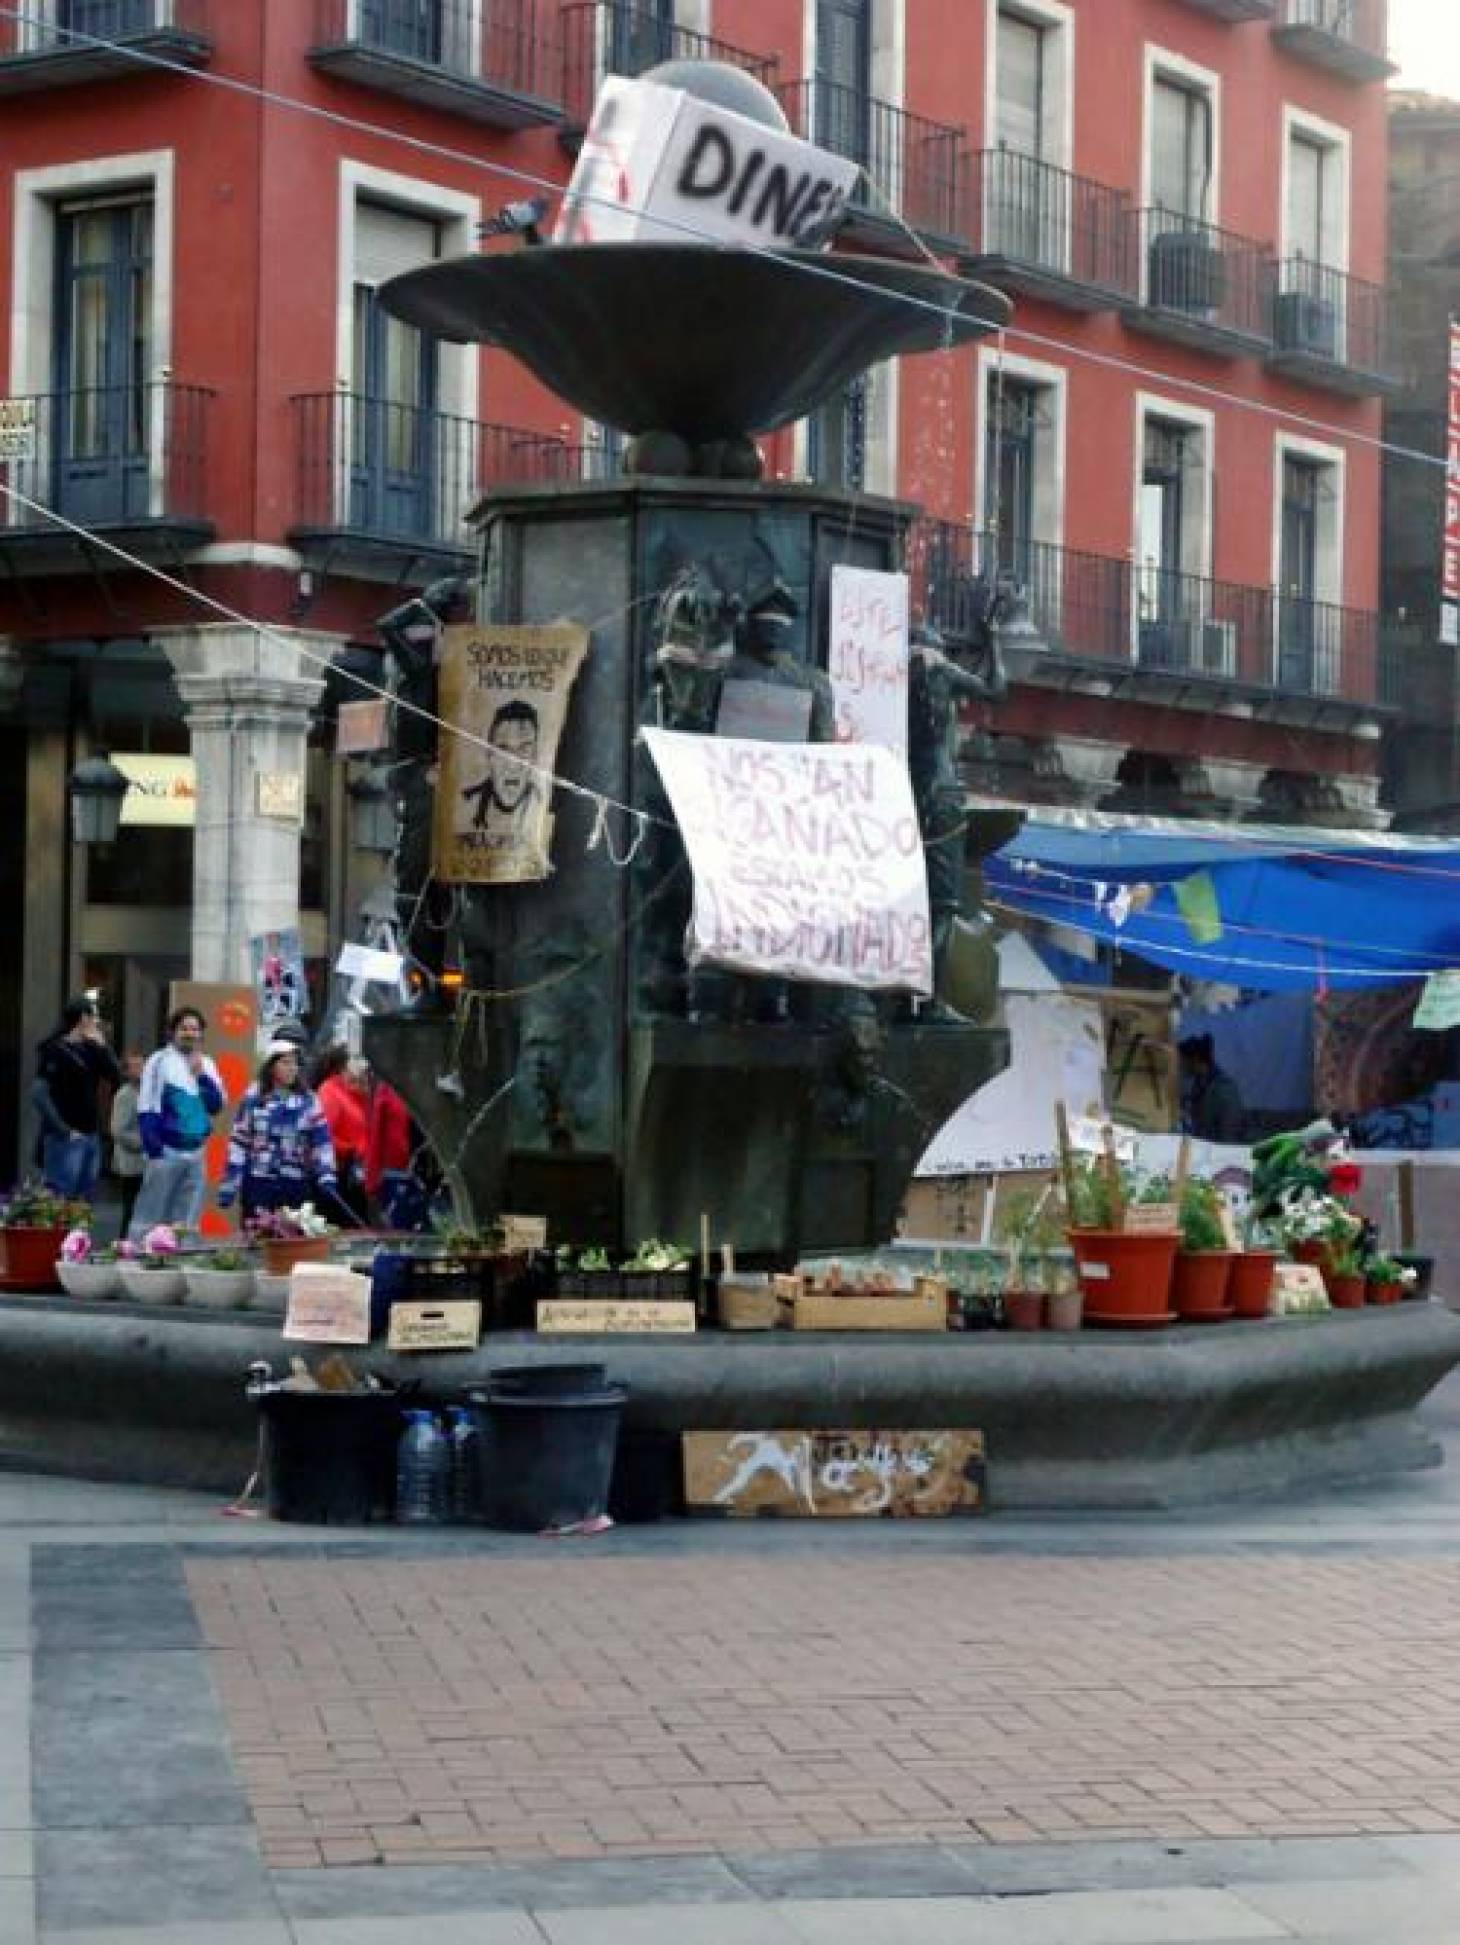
[
  {"left": 828, "top": 565, "right": 910, "bottom": 752},
  {"left": 642, "top": 728, "right": 933, "bottom": 994},
  {"left": 433, "top": 623, "right": 590, "bottom": 885}
]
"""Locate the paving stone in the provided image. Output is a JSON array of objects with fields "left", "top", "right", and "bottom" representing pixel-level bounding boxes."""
[
  {"left": 293, "top": 1917, "right": 545, "bottom": 1945},
  {"left": 775, "top": 1888, "right": 1285, "bottom": 1944},
  {"left": 537, "top": 1906, "right": 804, "bottom": 1945},
  {"left": 35, "top": 1828, "right": 275, "bottom": 1933},
  {"left": 1235, "top": 1871, "right": 1460, "bottom": 1937}
]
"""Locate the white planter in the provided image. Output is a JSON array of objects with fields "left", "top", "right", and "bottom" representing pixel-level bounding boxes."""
[
  {"left": 56, "top": 1260, "right": 123, "bottom": 1300},
  {"left": 182, "top": 1267, "right": 255, "bottom": 1311},
  {"left": 117, "top": 1263, "right": 186, "bottom": 1305},
  {"left": 249, "top": 1272, "right": 290, "bottom": 1315}
]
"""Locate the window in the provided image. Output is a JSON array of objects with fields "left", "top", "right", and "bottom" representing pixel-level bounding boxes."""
[
  {"left": 996, "top": 11, "right": 1046, "bottom": 159},
  {"left": 349, "top": 203, "right": 441, "bottom": 540},
  {"left": 1151, "top": 75, "right": 1213, "bottom": 221},
  {"left": 815, "top": 0, "right": 871, "bottom": 165},
  {"left": 609, "top": 0, "right": 676, "bottom": 74},
  {"left": 62, "top": 0, "right": 154, "bottom": 32},
  {"left": 1288, "top": 133, "right": 1331, "bottom": 264},
  {"left": 53, "top": 196, "right": 153, "bottom": 524},
  {"left": 358, "top": 0, "right": 443, "bottom": 63},
  {"left": 1136, "top": 409, "right": 1213, "bottom": 667},
  {"left": 808, "top": 378, "right": 868, "bottom": 492},
  {"left": 1276, "top": 444, "right": 1343, "bottom": 693}
]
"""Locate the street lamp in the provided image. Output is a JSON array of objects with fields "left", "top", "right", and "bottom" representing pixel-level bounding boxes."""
[
  {"left": 68, "top": 752, "right": 131, "bottom": 846},
  {"left": 348, "top": 764, "right": 397, "bottom": 855}
]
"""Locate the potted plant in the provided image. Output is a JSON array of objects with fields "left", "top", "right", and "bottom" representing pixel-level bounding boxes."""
[
  {"left": 555, "top": 1244, "right": 620, "bottom": 1300},
  {"left": 1324, "top": 1233, "right": 1367, "bottom": 1309},
  {"left": 1277, "top": 1187, "right": 1362, "bottom": 1291},
  {"left": 55, "top": 1226, "right": 122, "bottom": 1300},
  {"left": 622, "top": 1238, "right": 694, "bottom": 1301},
  {"left": 246, "top": 1203, "right": 336, "bottom": 1275},
  {"left": 1064, "top": 1155, "right": 1178, "bottom": 1326},
  {"left": 1003, "top": 1186, "right": 1059, "bottom": 1331},
  {"left": 1044, "top": 1253, "right": 1083, "bottom": 1333},
  {"left": 183, "top": 1246, "right": 257, "bottom": 1311},
  {"left": 116, "top": 1225, "right": 186, "bottom": 1304},
  {"left": 1230, "top": 1215, "right": 1281, "bottom": 1321},
  {"left": 1365, "top": 1253, "right": 1415, "bottom": 1307},
  {"left": 1172, "top": 1177, "right": 1236, "bottom": 1322},
  {"left": 0, "top": 1182, "right": 89, "bottom": 1291}
]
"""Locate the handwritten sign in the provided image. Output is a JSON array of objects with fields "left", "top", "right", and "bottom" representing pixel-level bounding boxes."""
[
  {"left": 388, "top": 1300, "right": 482, "bottom": 1352},
  {"left": 828, "top": 565, "right": 909, "bottom": 753},
  {"left": 500, "top": 1214, "right": 548, "bottom": 1253},
  {"left": 1273, "top": 1262, "right": 1329, "bottom": 1316},
  {"left": 643, "top": 728, "right": 932, "bottom": 994},
  {"left": 282, "top": 1265, "right": 372, "bottom": 1344},
  {"left": 538, "top": 1300, "right": 696, "bottom": 1334},
  {"left": 1124, "top": 1204, "right": 1178, "bottom": 1235},
  {"left": 0, "top": 397, "right": 36, "bottom": 463},
  {"left": 683, "top": 1429, "right": 985, "bottom": 1518}
]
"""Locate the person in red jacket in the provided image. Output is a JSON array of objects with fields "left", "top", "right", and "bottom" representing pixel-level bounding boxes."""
[
  {"left": 365, "top": 1078, "right": 424, "bottom": 1230},
  {"left": 312, "top": 1046, "right": 371, "bottom": 1223}
]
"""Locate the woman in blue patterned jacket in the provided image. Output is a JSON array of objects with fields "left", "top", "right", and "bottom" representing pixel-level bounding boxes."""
[{"left": 218, "top": 1043, "right": 338, "bottom": 1220}]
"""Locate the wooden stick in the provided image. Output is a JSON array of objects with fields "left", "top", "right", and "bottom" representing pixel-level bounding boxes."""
[
  {"left": 700, "top": 1211, "right": 711, "bottom": 1283},
  {"left": 1173, "top": 1136, "right": 1192, "bottom": 1199},
  {"left": 1398, "top": 1160, "right": 1416, "bottom": 1251},
  {"left": 1055, "top": 1102, "right": 1077, "bottom": 1218}
]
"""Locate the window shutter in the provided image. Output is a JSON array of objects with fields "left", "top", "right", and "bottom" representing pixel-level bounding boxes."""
[{"left": 355, "top": 203, "right": 440, "bottom": 288}]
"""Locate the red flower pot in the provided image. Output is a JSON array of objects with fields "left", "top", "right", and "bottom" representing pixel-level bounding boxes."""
[
  {"left": 261, "top": 1236, "right": 331, "bottom": 1276},
  {"left": 1068, "top": 1230, "right": 1178, "bottom": 1325},
  {"left": 1327, "top": 1273, "right": 1366, "bottom": 1309},
  {"left": 0, "top": 1225, "right": 67, "bottom": 1290},
  {"left": 1293, "top": 1239, "right": 1335, "bottom": 1277},
  {"left": 1368, "top": 1280, "right": 1403, "bottom": 1306},
  {"left": 1004, "top": 1288, "right": 1045, "bottom": 1332},
  {"left": 1229, "top": 1251, "right": 1278, "bottom": 1320},
  {"left": 1173, "top": 1251, "right": 1235, "bottom": 1321}
]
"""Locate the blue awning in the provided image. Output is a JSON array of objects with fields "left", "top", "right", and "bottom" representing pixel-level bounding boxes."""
[{"left": 985, "top": 807, "right": 1460, "bottom": 992}]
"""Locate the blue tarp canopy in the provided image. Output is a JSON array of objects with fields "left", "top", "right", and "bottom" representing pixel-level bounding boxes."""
[{"left": 985, "top": 807, "right": 1460, "bottom": 992}]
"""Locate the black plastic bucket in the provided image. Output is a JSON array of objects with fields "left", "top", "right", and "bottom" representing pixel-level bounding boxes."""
[
  {"left": 257, "top": 1389, "right": 400, "bottom": 1525},
  {"left": 471, "top": 1382, "right": 626, "bottom": 1531},
  {"left": 487, "top": 1363, "right": 608, "bottom": 1395}
]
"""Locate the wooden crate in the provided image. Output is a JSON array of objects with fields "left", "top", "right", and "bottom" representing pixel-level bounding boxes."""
[{"left": 788, "top": 1281, "right": 947, "bottom": 1332}]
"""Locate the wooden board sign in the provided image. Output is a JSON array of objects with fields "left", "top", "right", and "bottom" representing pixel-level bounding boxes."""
[
  {"left": 387, "top": 1300, "right": 482, "bottom": 1352},
  {"left": 1124, "top": 1203, "right": 1179, "bottom": 1235},
  {"left": 500, "top": 1214, "right": 548, "bottom": 1253},
  {"left": 538, "top": 1300, "right": 696, "bottom": 1334},
  {"left": 282, "top": 1265, "right": 372, "bottom": 1345},
  {"left": 684, "top": 1429, "right": 985, "bottom": 1518}
]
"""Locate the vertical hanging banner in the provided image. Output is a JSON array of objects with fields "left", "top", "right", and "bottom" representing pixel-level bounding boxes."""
[
  {"left": 828, "top": 565, "right": 910, "bottom": 753},
  {"left": 642, "top": 728, "right": 933, "bottom": 993},
  {"left": 433, "top": 623, "right": 590, "bottom": 885},
  {"left": 1444, "top": 315, "right": 1460, "bottom": 650}
]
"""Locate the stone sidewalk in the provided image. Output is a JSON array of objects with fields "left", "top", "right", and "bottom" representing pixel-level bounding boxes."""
[{"left": 6, "top": 1373, "right": 1460, "bottom": 1940}]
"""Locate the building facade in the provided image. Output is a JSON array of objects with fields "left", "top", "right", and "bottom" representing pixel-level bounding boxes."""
[{"left": 0, "top": 0, "right": 1396, "bottom": 1172}]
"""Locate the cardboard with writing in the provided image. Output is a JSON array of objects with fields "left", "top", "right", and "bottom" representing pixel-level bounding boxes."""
[
  {"left": 683, "top": 1429, "right": 985, "bottom": 1518},
  {"left": 1124, "top": 1203, "right": 1179, "bottom": 1235},
  {"left": 828, "top": 565, "right": 910, "bottom": 753},
  {"left": 283, "top": 1265, "right": 373, "bottom": 1345},
  {"left": 500, "top": 1214, "right": 548, "bottom": 1252},
  {"left": 538, "top": 1300, "right": 696, "bottom": 1334},
  {"left": 388, "top": 1300, "right": 482, "bottom": 1353}
]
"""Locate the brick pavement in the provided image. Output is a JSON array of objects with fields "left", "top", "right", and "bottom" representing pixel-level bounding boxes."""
[{"left": 186, "top": 1551, "right": 1460, "bottom": 1872}]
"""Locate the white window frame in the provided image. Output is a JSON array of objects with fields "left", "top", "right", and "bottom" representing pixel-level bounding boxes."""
[
  {"left": 984, "top": 0, "right": 1075, "bottom": 172},
  {"left": 1132, "top": 392, "right": 1217, "bottom": 665},
  {"left": 9, "top": 150, "right": 175, "bottom": 526},
  {"left": 973, "top": 343, "right": 1068, "bottom": 564},
  {"left": 1280, "top": 103, "right": 1350, "bottom": 271},
  {"left": 788, "top": 357, "right": 897, "bottom": 496},
  {"left": 1272, "top": 429, "right": 1346, "bottom": 689},
  {"left": 344, "top": 0, "right": 484, "bottom": 72},
  {"left": 337, "top": 161, "right": 480, "bottom": 539},
  {"left": 801, "top": 0, "right": 906, "bottom": 210}
]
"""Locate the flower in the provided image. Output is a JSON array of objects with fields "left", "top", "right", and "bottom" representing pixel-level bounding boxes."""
[
  {"left": 142, "top": 1225, "right": 180, "bottom": 1257},
  {"left": 1327, "top": 1160, "right": 1363, "bottom": 1198},
  {"left": 60, "top": 1228, "right": 93, "bottom": 1263},
  {"left": 114, "top": 1239, "right": 139, "bottom": 1260},
  {"left": 244, "top": 1203, "right": 335, "bottom": 1242}
]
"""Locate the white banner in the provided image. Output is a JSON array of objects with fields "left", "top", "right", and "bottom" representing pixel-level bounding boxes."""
[
  {"left": 828, "top": 565, "right": 909, "bottom": 753},
  {"left": 916, "top": 994, "right": 1106, "bottom": 1177},
  {"left": 643, "top": 728, "right": 932, "bottom": 994}
]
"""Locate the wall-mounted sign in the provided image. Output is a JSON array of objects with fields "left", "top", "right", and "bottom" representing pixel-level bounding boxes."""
[
  {"left": 0, "top": 398, "right": 36, "bottom": 464},
  {"left": 256, "top": 770, "right": 304, "bottom": 822},
  {"left": 115, "top": 753, "right": 197, "bottom": 828}
]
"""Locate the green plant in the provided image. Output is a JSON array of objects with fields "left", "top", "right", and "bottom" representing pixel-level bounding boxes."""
[
  {"left": 1062, "top": 1155, "right": 1122, "bottom": 1232},
  {"left": 623, "top": 1238, "right": 691, "bottom": 1273},
  {"left": 1365, "top": 1252, "right": 1416, "bottom": 1288},
  {"left": 201, "top": 1247, "right": 252, "bottom": 1273},
  {"left": 1329, "top": 1232, "right": 1367, "bottom": 1279},
  {"left": 1003, "top": 1185, "right": 1061, "bottom": 1286},
  {"left": 1, "top": 1181, "right": 89, "bottom": 1229},
  {"left": 1178, "top": 1177, "right": 1228, "bottom": 1254}
]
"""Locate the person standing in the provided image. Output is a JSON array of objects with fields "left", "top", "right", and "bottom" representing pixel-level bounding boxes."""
[
  {"left": 32, "top": 997, "right": 121, "bottom": 1202},
  {"left": 1179, "top": 1033, "right": 1248, "bottom": 1145},
  {"left": 365, "top": 1077, "right": 423, "bottom": 1230},
  {"left": 129, "top": 1007, "right": 224, "bottom": 1237},
  {"left": 217, "top": 1044, "right": 337, "bottom": 1220},
  {"left": 314, "top": 1047, "right": 371, "bottom": 1224},
  {"left": 108, "top": 1051, "right": 146, "bottom": 1234}
]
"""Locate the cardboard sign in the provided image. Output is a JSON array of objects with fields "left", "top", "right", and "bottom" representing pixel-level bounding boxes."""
[
  {"left": 683, "top": 1429, "right": 985, "bottom": 1518},
  {"left": 0, "top": 396, "right": 36, "bottom": 463},
  {"left": 828, "top": 566, "right": 910, "bottom": 754},
  {"left": 538, "top": 1300, "right": 696, "bottom": 1334},
  {"left": 555, "top": 74, "right": 858, "bottom": 250},
  {"left": 388, "top": 1300, "right": 482, "bottom": 1352},
  {"left": 336, "top": 941, "right": 406, "bottom": 984},
  {"left": 500, "top": 1214, "right": 548, "bottom": 1252},
  {"left": 336, "top": 699, "right": 389, "bottom": 754},
  {"left": 642, "top": 728, "right": 933, "bottom": 995},
  {"left": 282, "top": 1265, "right": 372, "bottom": 1344},
  {"left": 1124, "top": 1203, "right": 1179, "bottom": 1235},
  {"left": 1273, "top": 1262, "right": 1330, "bottom": 1316}
]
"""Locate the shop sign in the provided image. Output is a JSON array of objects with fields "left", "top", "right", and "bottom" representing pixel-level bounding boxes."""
[
  {"left": 537, "top": 1300, "right": 696, "bottom": 1333},
  {"left": 683, "top": 1429, "right": 986, "bottom": 1518},
  {"left": 0, "top": 398, "right": 36, "bottom": 464},
  {"left": 115, "top": 753, "right": 197, "bottom": 827}
]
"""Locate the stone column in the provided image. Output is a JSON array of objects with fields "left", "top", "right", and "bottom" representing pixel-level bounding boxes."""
[{"left": 155, "top": 626, "right": 330, "bottom": 985}]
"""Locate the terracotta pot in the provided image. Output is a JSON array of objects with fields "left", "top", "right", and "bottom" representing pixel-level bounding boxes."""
[
  {"left": 1045, "top": 1287, "right": 1083, "bottom": 1333},
  {"left": 1173, "top": 1250, "right": 1235, "bottom": 1321},
  {"left": 261, "top": 1236, "right": 332, "bottom": 1276},
  {"left": 1229, "top": 1251, "right": 1278, "bottom": 1320},
  {"left": 1293, "top": 1239, "right": 1335, "bottom": 1278},
  {"left": 1004, "top": 1288, "right": 1045, "bottom": 1332},
  {"left": 1068, "top": 1229, "right": 1178, "bottom": 1323},
  {"left": 1367, "top": 1279, "right": 1403, "bottom": 1306},
  {"left": 0, "top": 1225, "right": 68, "bottom": 1290},
  {"left": 1327, "top": 1273, "right": 1366, "bottom": 1309}
]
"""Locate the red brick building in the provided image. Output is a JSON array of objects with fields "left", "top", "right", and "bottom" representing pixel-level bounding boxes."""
[{"left": 0, "top": 0, "right": 1396, "bottom": 1168}]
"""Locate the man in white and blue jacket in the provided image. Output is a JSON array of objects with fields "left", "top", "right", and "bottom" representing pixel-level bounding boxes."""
[{"left": 127, "top": 1006, "right": 225, "bottom": 1238}]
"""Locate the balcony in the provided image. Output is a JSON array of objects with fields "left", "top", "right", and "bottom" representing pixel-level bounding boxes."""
[
  {"left": 907, "top": 519, "right": 1380, "bottom": 708},
  {"left": 1173, "top": 0, "right": 1274, "bottom": 19},
  {"left": 1121, "top": 210, "right": 1274, "bottom": 357},
  {"left": 289, "top": 392, "right": 580, "bottom": 575},
  {"left": 1266, "top": 257, "right": 1399, "bottom": 397},
  {"left": 0, "top": 0, "right": 211, "bottom": 95},
  {"left": 309, "top": 0, "right": 562, "bottom": 131},
  {"left": 0, "top": 381, "right": 214, "bottom": 574},
  {"left": 958, "top": 151, "right": 1134, "bottom": 311},
  {"left": 562, "top": 2, "right": 778, "bottom": 132},
  {"left": 1271, "top": 0, "right": 1395, "bottom": 84},
  {"left": 778, "top": 79, "right": 966, "bottom": 249}
]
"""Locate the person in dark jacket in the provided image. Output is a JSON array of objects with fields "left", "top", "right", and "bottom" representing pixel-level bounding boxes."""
[
  {"left": 32, "top": 996, "right": 120, "bottom": 1201},
  {"left": 1180, "top": 1034, "right": 1247, "bottom": 1144}
]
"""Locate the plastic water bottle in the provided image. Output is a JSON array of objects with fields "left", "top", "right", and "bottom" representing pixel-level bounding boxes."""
[
  {"left": 395, "top": 1410, "right": 448, "bottom": 1524},
  {"left": 446, "top": 1406, "right": 482, "bottom": 1524}
]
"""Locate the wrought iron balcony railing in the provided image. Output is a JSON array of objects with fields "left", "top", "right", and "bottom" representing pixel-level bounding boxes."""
[
  {"left": 562, "top": 2, "right": 778, "bottom": 129},
  {"left": 1272, "top": 0, "right": 1394, "bottom": 84},
  {"left": 959, "top": 150, "right": 1134, "bottom": 309},
  {"left": 0, "top": 381, "right": 213, "bottom": 532},
  {"left": 1123, "top": 208, "right": 1274, "bottom": 354},
  {"left": 1267, "top": 256, "right": 1397, "bottom": 395},
  {"left": 310, "top": 0, "right": 561, "bottom": 128},
  {"left": 290, "top": 392, "right": 580, "bottom": 558},
  {"left": 778, "top": 79, "right": 965, "bottom": 244},
  {"left": 907, "top": 518, "right": 1379, "bottom": 706},
  {"left": 0, "top": 0, "right": 211, "bottom": 87},
  {"left": 1172, "top": 0, "right": 1274, "bottom": 18}
]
